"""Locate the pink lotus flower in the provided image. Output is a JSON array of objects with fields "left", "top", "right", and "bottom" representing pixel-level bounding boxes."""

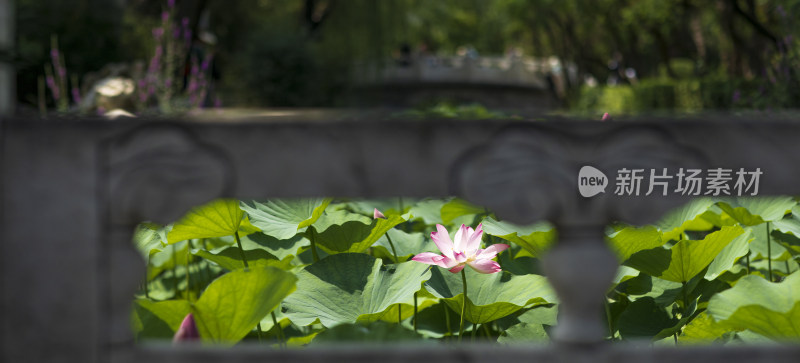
[
  {"left": 173, "top": 313, "right": 200, "bottom": 343},
  {"left": 601, "top": 112, "right": 612, "bottom": 121},
  {"left": 373, "top": 208, "right": 386, "bottom": 219},
  {"left": 412, "top": 224, "right": 508, "bottom": 274}
]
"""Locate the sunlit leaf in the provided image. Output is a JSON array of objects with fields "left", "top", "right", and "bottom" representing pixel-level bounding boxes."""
[
  {"left": 655, "top": 198, "right": 715, "bottom": 241},
  {"left": 718, "top": 196, "right": 795, "bottom": 226},
  {"left": 283, "top": 253, "right": 431, "bottom": 327},
  {"left": 441, "top": 198, "right": 485, "bottom": 225},
  {"left": 168, "top": 199, "right": 244, "bottom": 243},
  {"left": 194, "top": 247, "right": 291, "bottom": 271},
  {"left": 241, "top": 198, "right": 332, "bottom": 239},
  {"left": 192, "top": 266, "right": 297, "bottom": 345},
  {"left": 607, "top": 225, "right": 664, "bottom": 262},
  {"left": 625, "top": 225, "right": 744, "bottom": 283},
  {"left": 707, "top": 272, "right": 800, "bottom": 340},
  {"left": 481, "top": 217, "right": 554, "bottom": 257},
  {"left": 424, "top": 267, "right": 556, "bottom": 324},
  {"left": 312, "top": 214, "right": 407, "bottom": 254},
  {"left": 131, "top": 299, "right": 191, "bottom": 340},
  {"left": 705, "top": 228, "right": 753, "bottom": 280}
]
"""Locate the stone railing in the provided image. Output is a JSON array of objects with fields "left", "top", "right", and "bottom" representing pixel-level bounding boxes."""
[
  {"left": 2, "top": 116, "right": 800, "bottom": 362},
  {"left": 353, "top": 56, "right": 562, "bottom": 90}
]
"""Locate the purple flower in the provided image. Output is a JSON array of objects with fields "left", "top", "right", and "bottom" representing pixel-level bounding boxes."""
[
  {"left": 732, "top": 90, "right": 741, "bottom": 103},
  {"left": 161, "top": 11, "right": 169, "bottom": 24},
  {"left": 777, "top": 5, "right": 786, "bottom": 18},
  {"left": 201, "top": 57, "right": 212, "bottom": 71},
  {"left": 214, "top": 97, "right": 222, "bottom": 108},
  {"left": 71, "top": 87, "right": 81, "bottom": 104},
  {"left": 50, "top": 48, "right": 59, "bottom": 62},
  {"left": 152, "top": 27, "right": 164, "bottom": 40},
  {"left": 46, "top": 76, "right": 60, "bottom": 100},
  {"left": 182, "top": 17, "right": 190, "bottom": 28},
  {"left": 168, "top": 0, "right": 176, "bottom": 9}
]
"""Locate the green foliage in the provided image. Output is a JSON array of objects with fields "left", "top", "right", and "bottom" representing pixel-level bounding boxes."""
[
  {"left": 133, "top": 196, "right": 800, "bottom": 346},
  {"left": 192, "top": 266, "right": 298, "bottom": 345},
  {"left": 424, "top": 267, "right": 556, "bottom": 324},
  {"left": 167, "top": 199, "right": 244, "bottom": 243},
  {"left": 708, "top": 272, "right": 800, "bottom": 340},
  {"left": 283, "top": 253, "right": 431, "bottom": 327}
]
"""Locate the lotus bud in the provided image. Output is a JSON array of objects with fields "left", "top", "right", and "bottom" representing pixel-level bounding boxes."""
[{"left": 173, "top": 313, "right": 200, "bottom": 343}]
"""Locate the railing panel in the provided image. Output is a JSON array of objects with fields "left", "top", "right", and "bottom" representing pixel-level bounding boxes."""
[{"left": 2, "top": 117, "right": 800, "bottom": 362}]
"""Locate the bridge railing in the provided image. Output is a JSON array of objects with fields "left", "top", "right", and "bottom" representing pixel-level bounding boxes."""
[
  {"left": 354, "top": 55, "right": 561, "bottom": 89},
  {"left": 2, "top": 117, "right": 800, "bottom": 363}
]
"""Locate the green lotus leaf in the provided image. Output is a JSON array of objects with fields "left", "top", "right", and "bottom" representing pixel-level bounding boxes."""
[
  {"left": 373, "top": 229, "right": 438, "bottom": 262},
  {"left": 441, "top": 198, "right": 485, "bottom": 225},
  {"left": 192, "top": 266, "right": 297, "bottom": 345},
  {"left": 311, "top": 214, "right": 407, "bottom": 254},
  {"left": 241, "top": 198, "right": 332, "bottom": 239},
  {"left": 424, "top": 267, "right": 556, "bottom": 324},
  {"left": 404, "top": 301, "right": 464, "bottom": 338},
  {"left": 718, "top": 196, "right": 796, "bottom": 226},
  {"left": 194, "top": 247, "right": 291, "bottom": 271},
  {"left": 167, "top": 199, "right": 244, "bottom": 243},
  {"left": 481, "top": 217, "right": 555, "bottom": 257},
  {"left": 625, "top": 225, "right": 744, "bottom": 283},
  {"left": 408, "top": 199, "right": 447, "bottom": 225},
  {"left": 312, "top": 322, "right": 423, "bottom": 344},
  {"left": 618, "top": 297, "right": 678, "bottom": 340},
  {"left": 705, "top": 227, "right": 753, "bottom": 279},
  {"left": 238, "top": 232, "right": 309, "bottom": 261},
  {"left": 748, "top": 223, "right": 793, "bottom": 260},
  {"left": 345, "top": 198, "right": 411, "bottom": 216},
  {"left": 680, "top": 311, "right": 736, "bottom": 344},
  {"left": 707, "top": 272, "right": 800, "bottom": 340},
  {"left": 131, "top": 299, "right": 191, "bottom": 340},
  {"left": 607, "top": 225, "right": 664, "bottom": 262},
  {"left": 655, "top": 198, "right": 716, "bottom": 241},
  {"left": 312, "top": 209, "right": 371, "bottom": 233},
  {"left": 133, "top": 222, "right": 166, "bottom": 258},
  {"left": 283, "top": 253, "right": 431, "bottom": 327},
  {"left": 497, "top": 323, "right": 549, "bottom": 344}
]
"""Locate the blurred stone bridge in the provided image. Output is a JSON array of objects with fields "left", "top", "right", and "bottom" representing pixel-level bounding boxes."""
[{"left": 352, "top": 56, "right": 571, "bottom": 111}]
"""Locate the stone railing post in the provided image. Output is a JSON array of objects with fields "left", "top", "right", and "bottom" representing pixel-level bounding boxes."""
[{"left": 543, "top": 225, "right": 618, "bottom": 344}]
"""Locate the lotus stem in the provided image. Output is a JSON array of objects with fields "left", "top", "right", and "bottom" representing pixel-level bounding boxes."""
[
  {"left": 144, "top": 254, "right": 150, "bottom": 299},
  {"left": 385, "top": 232, "right": 399, "bottom": 263},
  {"left": 604, "top": 296, "right": 613, "bottom": 339},
  {"left": 413, "top": 292, "right": 418, "bottom": 333},
  {"left": 746, "top": 252, "right": 751, "bottom": 274},
  {"left": 234, "top": 231, "right": 249, "bottom": 269},
  {"left": 444, "top": 302, "right": 452, "bottom": 341},
  {"left": 458, "top": 269, "right": 468, "bottom": 343},
  {"left": 271, "top": 311, "right": 285, "bottom": 348},
  {"left": 766, "top": 222, "right": 773, "bottom": 282},
  {"left": 309, "top": 228, "right": 320, "bottom": 263},
  {"left": 172, "top": 244, "right": 178, "bottom": 296}
]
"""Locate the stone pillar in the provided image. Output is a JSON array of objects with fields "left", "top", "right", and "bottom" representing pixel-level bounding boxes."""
[{"left": 0, "top": 0, "right": 13, "bottom": 116}]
